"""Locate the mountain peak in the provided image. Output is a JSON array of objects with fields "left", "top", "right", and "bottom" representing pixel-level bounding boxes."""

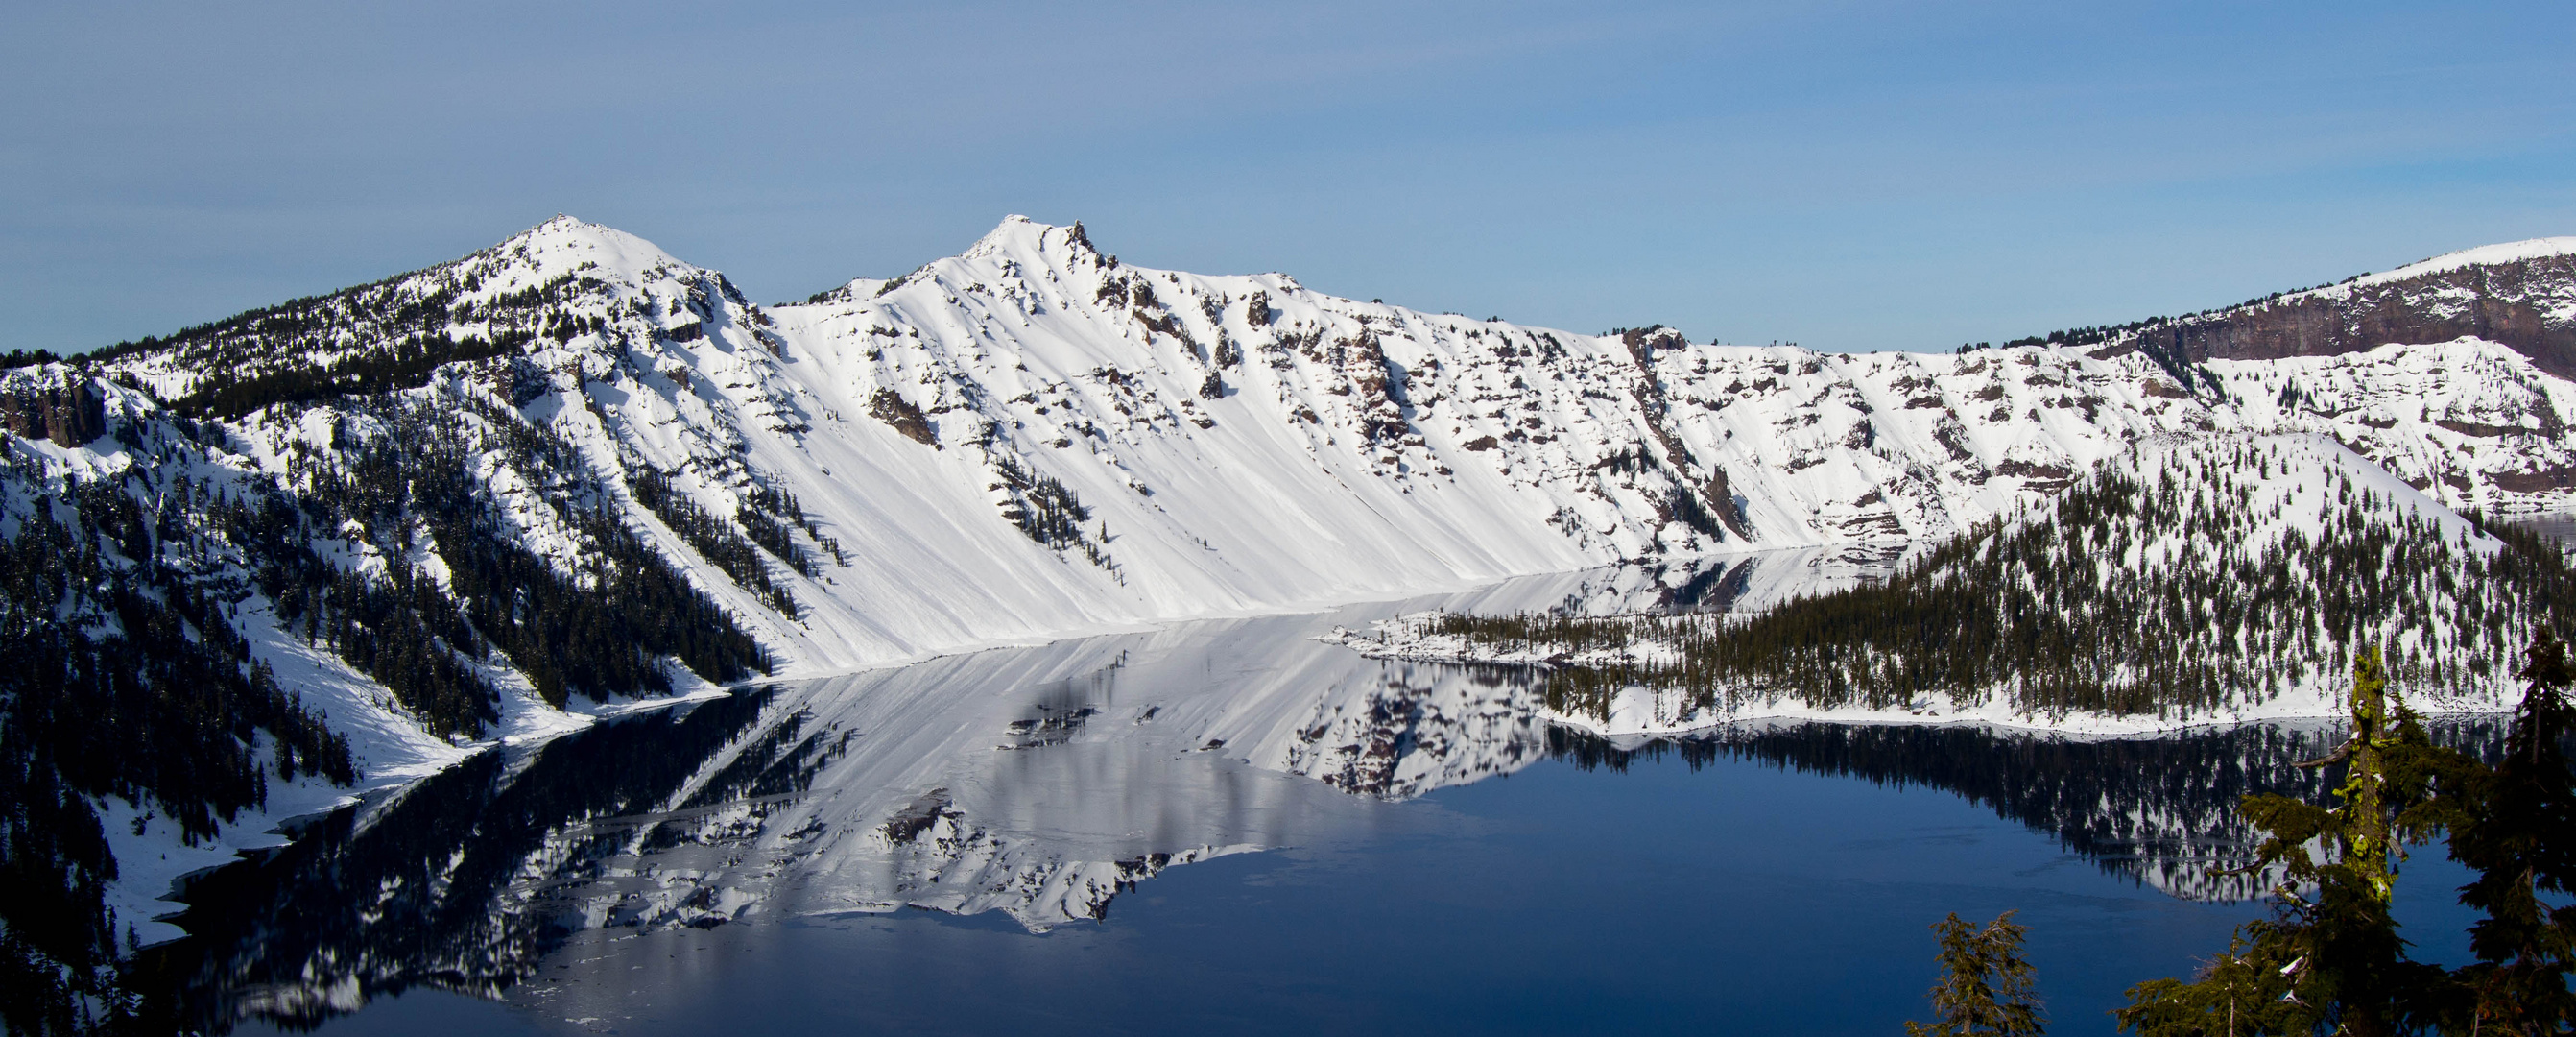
[
  {"left": 491, "top": 214, "right": 687, "bottom": 281},
  {"left": 960, "top": 215, "right": 1103, "bottom": 267}
]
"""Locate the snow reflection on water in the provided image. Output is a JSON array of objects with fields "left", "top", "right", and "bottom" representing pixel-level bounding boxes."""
[
  {"left": 2507, "top": 511, "right": 2576, "bottom": 552},
  {"left": 152, "top": 558, "right": 2493, "bottom": 1035}
]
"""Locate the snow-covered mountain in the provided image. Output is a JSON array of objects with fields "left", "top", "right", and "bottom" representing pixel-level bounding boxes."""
[
  {"left": 11, "top": 217, "right": 2576, "bottom": 1009},
  {"left": 12, "top": 213, "right": 2576, "bottom": 852},
  {"left": 62, "top": 217, "right": 2576, "bottom": 691}
]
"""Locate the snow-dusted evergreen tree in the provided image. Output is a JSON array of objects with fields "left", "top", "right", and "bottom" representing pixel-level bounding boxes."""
[
  {"left": 2441, "top": 631, "right": 2576, "bottom": 1033},
  {"left": 1907, "top": 910, "right": 2046, "bottom": 1037},
  {"left": 2118, "top": 648, "right": 2454, "bottom": 1036}
]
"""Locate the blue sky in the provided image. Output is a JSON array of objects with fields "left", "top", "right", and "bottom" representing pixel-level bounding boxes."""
[{"left": 6, "top": 1, "right": 2570, "bottom": 353}]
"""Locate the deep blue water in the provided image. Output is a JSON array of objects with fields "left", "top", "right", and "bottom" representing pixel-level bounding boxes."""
[
  {"left": 146, "top": 589, "right": 2494, "bottom": 1037},
  {"left": 221, "top": 728, "right": 2484, "bottom": 1036}
]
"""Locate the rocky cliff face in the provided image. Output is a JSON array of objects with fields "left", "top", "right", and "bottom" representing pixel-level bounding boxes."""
[
  {"left": 2095, "top": 238, "right": 2576, "bottom": 379},
  {"left": 0, "top": 372, "right": 106, "bottom": 446}
]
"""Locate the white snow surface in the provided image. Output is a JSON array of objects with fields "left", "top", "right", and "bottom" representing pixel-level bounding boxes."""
[{"left": 2215, "top": 236, "right": 2576, "bottom": 327}]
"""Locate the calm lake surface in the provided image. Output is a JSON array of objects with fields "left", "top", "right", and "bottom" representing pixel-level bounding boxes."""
[{"left": 142, "top": 557, "right": 2493, "bottom": 1036}]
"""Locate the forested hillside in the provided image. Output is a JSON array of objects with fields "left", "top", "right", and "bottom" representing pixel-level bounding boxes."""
[
  {"left": 0, "top": 371, "right": 767, "bottom": 1032},
  {"left": 1336, "top": 436, "right": 2574, "bottom": 733}
]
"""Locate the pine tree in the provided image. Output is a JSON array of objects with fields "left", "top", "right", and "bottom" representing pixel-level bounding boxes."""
[
  {"left": 2118, "top": 647, "right": 2452, "bottom": 1035},
  {"left": 1908, "top": 910, "right": 2046, "bottom": 1037},
  {"left": 2116, "top": 924, "right": 2312, "bottom": 1037},
  {"left": 2441, "top": 628, "right": 2576, "bottom": 1034}
]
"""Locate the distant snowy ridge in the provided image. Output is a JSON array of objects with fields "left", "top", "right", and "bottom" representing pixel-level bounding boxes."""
[
  {"left": 20, "top": 214, "right": 2576, "bottom": 783},
  {"left": 2332, "top": 237, "right": 2576, "bottom": 294}
]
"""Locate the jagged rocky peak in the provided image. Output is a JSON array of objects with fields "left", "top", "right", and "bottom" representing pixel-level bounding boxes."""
[
  {"left": 782, "top": 216, "right": 1102, "bottom": 312},
  {"left": 920, "top": 216, "right": 1109, "bottom": 298},
  {"left": 960, "top": 214, "right": 1093, "bottom": 262}
]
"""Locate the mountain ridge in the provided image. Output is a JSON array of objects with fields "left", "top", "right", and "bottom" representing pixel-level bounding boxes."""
[{"left": 27, "top": 214, "right": 2576, "bottom": 685}]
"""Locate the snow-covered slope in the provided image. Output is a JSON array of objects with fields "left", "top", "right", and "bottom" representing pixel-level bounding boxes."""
[
  {"left": 122, "top": 216, "right": 2576, "bottom": 671},
  {"left": 83, "top": 218, "right": 2576, "bottom": 673},
  {"left": 2206, "top": 340, "right": 2576, "bottom": 506},
  {"left": 2336, "top": 237, "right": 2576, "bottom": 293}
]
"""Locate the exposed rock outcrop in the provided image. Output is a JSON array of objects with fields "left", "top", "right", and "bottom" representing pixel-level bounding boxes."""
[
  {"left": 2096, "top": 240, "right": 2576, "bottom": 379},
  {"left": 0, "top": 372, "right": 107, "bottom": 446}
]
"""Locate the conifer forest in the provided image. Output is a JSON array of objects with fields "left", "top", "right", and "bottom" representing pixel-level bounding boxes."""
[
  {"left": 1392, "top": 439, "right": 2576, "bottom": 727},
  {"left": 0, "top": 383, "right": 772, "bottom": 1032}
]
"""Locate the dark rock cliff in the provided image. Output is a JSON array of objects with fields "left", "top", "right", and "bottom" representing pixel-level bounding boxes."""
[
  {"left": 2099, "top": 251, "right": 2576, "bottom": 380},
  {"left": 1, "top": 374, "right": 107, "bottom": 446}
]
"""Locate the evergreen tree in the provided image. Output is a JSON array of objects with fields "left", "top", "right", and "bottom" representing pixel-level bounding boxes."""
[
  {"left": 2118, "top": 647, "right": 2453, "bottom": 1036},
  {"left": 2117, "top": 923, "right": 2315, "bottom": 1037},
  {"left": 1908, "top": 910, "right": 2047, "bottom": 1037},
  {"left": 2440, "top": 629, "right": 2576, "bottom": 1034}
]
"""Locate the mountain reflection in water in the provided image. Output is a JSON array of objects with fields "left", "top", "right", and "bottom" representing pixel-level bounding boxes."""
[
  {"left": 1547, "top": 717, "right": 2502, "bottom": 903},
  {"left": 132, "top": 561, "right": 2502, "bottom": 1034}
]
